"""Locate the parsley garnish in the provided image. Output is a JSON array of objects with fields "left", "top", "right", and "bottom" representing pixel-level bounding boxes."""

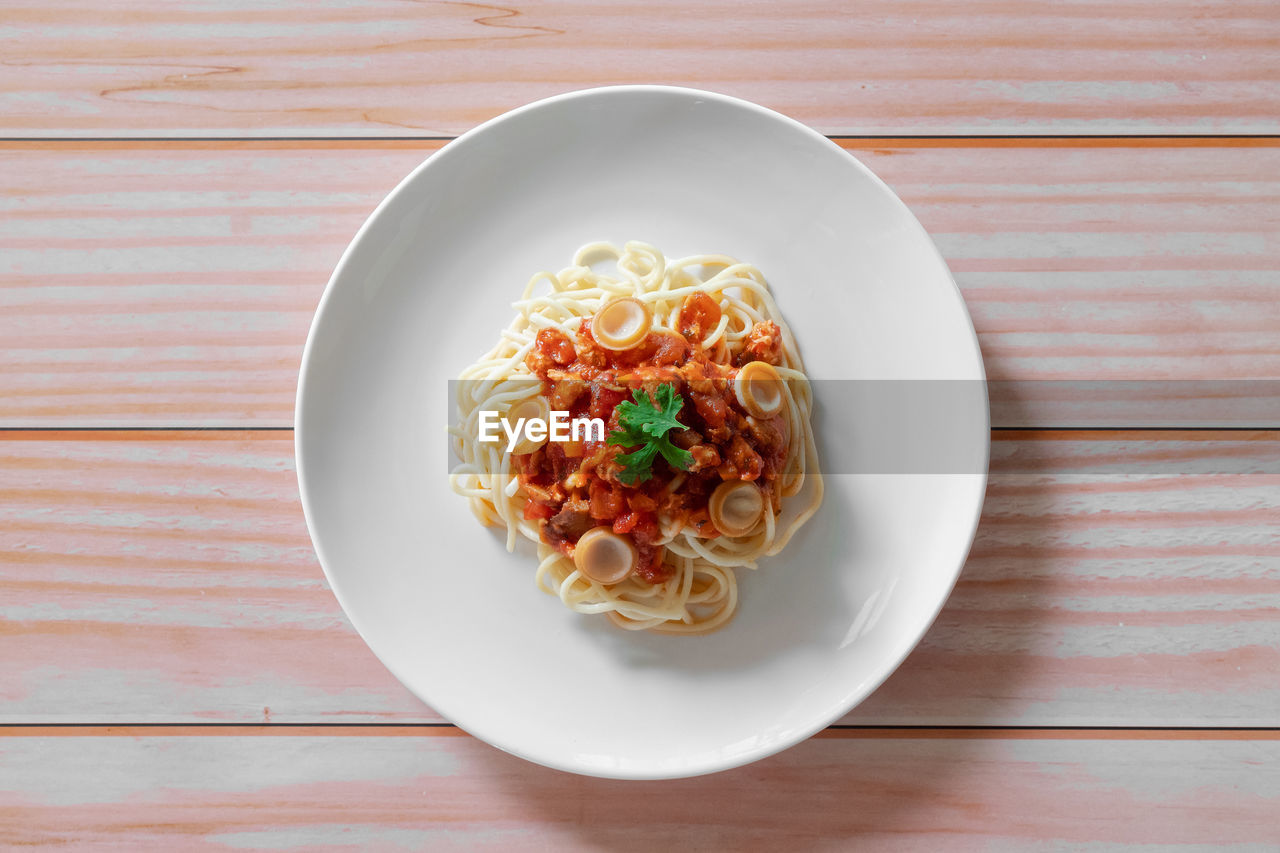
[{"left": 606, "top": 384, "right": 694, "bottom": 485}]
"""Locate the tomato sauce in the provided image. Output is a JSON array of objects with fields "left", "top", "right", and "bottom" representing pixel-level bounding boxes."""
[{"left": 515, "top": 298, "right": 788, "bottom": 585}]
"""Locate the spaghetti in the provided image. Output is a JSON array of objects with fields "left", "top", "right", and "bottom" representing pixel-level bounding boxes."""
[{"left": 449, "top": 242, "right": 823, "bottom": 633}]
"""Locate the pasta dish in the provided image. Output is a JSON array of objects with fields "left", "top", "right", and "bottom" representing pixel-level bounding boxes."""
[{"left": 449, "top": 242, "right": 822, "bottom": 633}]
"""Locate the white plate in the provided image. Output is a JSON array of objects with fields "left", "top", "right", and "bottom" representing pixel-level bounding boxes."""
[{"left": 296, "top": 86, "right": 988, "bottom": 779}]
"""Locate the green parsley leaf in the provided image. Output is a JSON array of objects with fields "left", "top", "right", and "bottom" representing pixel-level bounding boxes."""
[{"left": 606, "top": 384, "right": 694, "bottom": 485}]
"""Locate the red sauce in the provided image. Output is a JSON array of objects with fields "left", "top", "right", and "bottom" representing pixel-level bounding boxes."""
[{"left": 516, "top": 298, "right": 789, "bottom": 585}]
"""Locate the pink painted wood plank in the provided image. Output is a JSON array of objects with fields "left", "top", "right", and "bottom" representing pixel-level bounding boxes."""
[
  {"left": 0, "top": 432, "right": 415, "bottom": 723},
  {"left": 2, "top": 1, "right": 1278, "bottom": 136},
  {"left": 1, "top": 431, "right": 1277, "bottom": 725},
  {"left": 0, "top": 731, "right": 1276, "bottom": 849},
  {"left": 2, "top": 140, "right": 1278, "bottom": 427}
]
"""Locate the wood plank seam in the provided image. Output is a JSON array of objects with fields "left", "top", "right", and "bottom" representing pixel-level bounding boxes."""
[
  {"left": 1, "top": 726, "right": 1277, "bottom": 739},
  {"left": 4, "top": 135, "right": 1280, "bottom": 148}
]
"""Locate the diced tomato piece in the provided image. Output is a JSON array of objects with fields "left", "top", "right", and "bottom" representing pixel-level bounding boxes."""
[
  {"left": 589, "top": 479, "right": 625, "bottom": 521},
  {"left": 536, "top": 328, "right": 577, "bottom": 366},
  {"left": 612, "top": 511, "right": 640, "bottom": 535},
  {"left": 589, "top": 384, "right": 627, "bottom": 421},
  {"left": 629, "top": 511, "right": 660, "bottom": 544},
  {"left": 691, "top": 390, "right": 728, "bottom": 428},
  {"left": 523, "top": 501, "right": 556, "bottom": 521},
  {"left": 678, "top": 292, "right": 722, "bottom": 342}
]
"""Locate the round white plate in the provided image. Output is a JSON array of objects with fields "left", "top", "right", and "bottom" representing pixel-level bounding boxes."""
[{"left": 296, "top": 86, "right": 988, "bottom": 780}]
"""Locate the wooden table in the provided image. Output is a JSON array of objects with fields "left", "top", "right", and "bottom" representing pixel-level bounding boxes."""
[{"left": 3, "top": 2, "right": 1278, "bottom": 848}]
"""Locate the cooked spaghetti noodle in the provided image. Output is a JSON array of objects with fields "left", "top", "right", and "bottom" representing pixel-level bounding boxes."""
[{"left": 449, "top": 242, "right": 822, "bottom": 633}]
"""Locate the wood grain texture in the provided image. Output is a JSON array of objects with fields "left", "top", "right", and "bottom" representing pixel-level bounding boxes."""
[
  {"left": 1, "top": 431, "right": 1277, "bottom": 725},
  {"left": 3, "top": 140, "right": 1278, "bottom": 426},
  {"left": 1, "top": 732, "right": 1277, "bottom": 850},
  {"left": 2, "top": 1, "right": 1279, "bottom": 136}
]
